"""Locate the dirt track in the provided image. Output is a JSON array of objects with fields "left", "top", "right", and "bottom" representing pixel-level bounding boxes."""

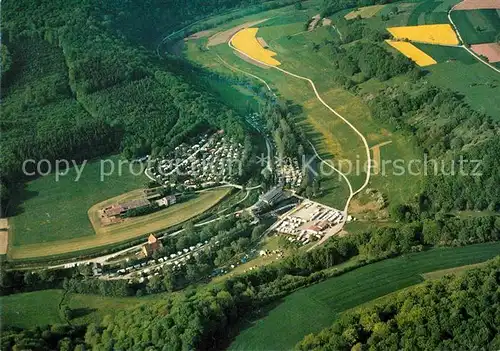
[
  {"left": 234, "top": 50, "right": 270, "bottom": 69},
  {"left": 0, "top": 218, "right": 8, "bottom": 255}
]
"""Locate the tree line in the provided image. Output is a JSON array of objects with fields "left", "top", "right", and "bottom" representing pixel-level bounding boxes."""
[
  {"left": 3, "top": 213, "right": 499, "bottom": 349},
  {"left": 1, "top": 0, "right": 264, "bottom": 215},
  {"left": 296, "top": 257, "right": 500, "bottom": 350}
]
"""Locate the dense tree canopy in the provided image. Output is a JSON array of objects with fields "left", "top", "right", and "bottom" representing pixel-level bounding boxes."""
[{"left": 0, "top": 0, "right": 270, "bottom": 214}]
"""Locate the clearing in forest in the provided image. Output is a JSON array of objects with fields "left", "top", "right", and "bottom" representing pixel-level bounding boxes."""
[
  {"left": 471, "top": 42, "right": 500, "bottom": 62},
  {"left": 231, "top": 28, "right": 281, "bottom": 65},
  {"left": 387, "top": 24, "right": 460, "bottom": 45},
  {"left": 385, "top": 40, "right": 437, "bottom": 66},
  {"left": 344, "top": 5, "right": 385, "bottom": 20}
]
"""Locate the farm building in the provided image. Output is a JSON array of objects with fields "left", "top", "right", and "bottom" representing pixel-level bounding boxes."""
[
  {"left": 103, "top": 198, "right": 150, "bottom": 217},
  {"left": 260, "top": 186, "right": 284, "bottom": 206}
]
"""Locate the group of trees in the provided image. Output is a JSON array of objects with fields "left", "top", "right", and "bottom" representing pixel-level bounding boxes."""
[
  {"left": 329, "top": 41, "right": 418, "bottom": 84},
  {"left": 2, "top": 325, "right": 87, "bottom": 351},
  {"left": 297, "top": 257, "right": 500, "bottom": 350},
  {"left": 369, "top": 81, "right": 500, "bottom": 213},
  {"left": 5, "top": 211, "right": 499, "bottom": 349},
  {"left": 260, "top": 96, "right": 307, "bottom": 159},
  {"left": 0, "top": 265, "right": 71, "bottom": 296}
]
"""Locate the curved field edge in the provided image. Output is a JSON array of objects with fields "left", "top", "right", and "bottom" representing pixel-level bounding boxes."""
[
  {"left": 0, "top": 289, "right": 153, "bottom": 329},
  {"left": 228, "top": 241, "right": 500, "bottom": 351},
  {"left": 8, "top": 188, "right": 230, "bottom": 260}
]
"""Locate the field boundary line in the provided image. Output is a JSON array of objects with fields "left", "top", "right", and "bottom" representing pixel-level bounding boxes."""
[
  {"left": 227, "top": 31, "right": 371, "bottom": 212},
  {"left": 448, "top": 6, "right": 500, "bottom": 74},
  {"left": 215, "top": 48, "right": 354, "bottom": 215}
]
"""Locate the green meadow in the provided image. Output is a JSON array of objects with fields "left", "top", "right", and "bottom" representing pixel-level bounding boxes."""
[
  {"left": 451, "top": 9, "right": 500, "bottom": 44},
  {"left": 184, "top": 9, "right": 422, "bottom": 210},
  {"left": 229, "top": 242, "right": 500, "bottom": 351},
  {"left": 1, "top": 289, "right": 148, "bottom": 329}
]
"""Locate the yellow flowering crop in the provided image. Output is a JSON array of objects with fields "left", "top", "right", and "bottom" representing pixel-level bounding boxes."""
[
  {"left": 385, "top": 40, "right": 437, "bottom": 66},
  {"left": 387, "top": 24, "right": 459, "bottom": 46},
  {"left": 232, "top": 28, "right": 281, "bottom": 66}
]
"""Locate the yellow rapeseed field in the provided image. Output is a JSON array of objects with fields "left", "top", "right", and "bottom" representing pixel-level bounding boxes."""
[
  {"left": 385, "top": 40, "right": 437, "bottom": 66},
  {"left": 232, "top": 28, "right": 281, "bottom": 66},
  {"left": 387, "top": 24, "right": 459, "bottom": 46}
]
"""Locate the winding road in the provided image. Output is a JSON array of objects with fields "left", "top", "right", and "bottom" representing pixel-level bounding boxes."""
[{"left": 447, "top": 5, "right": 500, "bottom": 74}]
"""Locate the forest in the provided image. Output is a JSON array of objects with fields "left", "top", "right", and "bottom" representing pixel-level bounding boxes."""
[
  {"left": 1, "top": 0, "right": 284, "bottom": 215},
  {"left": 296, "top": 257, "right": 500, "bottom": 350},
  {"left": 370, "top": 83, "right": 500, "bottom": 213}
]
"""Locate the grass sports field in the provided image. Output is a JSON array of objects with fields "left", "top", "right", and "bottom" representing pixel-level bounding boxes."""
[
  {"left": 9, "top": 156, "right": 145, "bottom": 246},
  {"left": 9, "top": 188, "right": 229, "bottom": 260},
  {"left": 229, "top": 242, "right": 500, "bottom": 350}
]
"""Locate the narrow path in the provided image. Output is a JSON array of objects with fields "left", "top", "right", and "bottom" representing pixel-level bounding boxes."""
[
  {"left": 227, "top": 32, "right": 372, "bottom": 218},
  {"left": 216, "top": 53, "right": 273, "bottom": 92},
  {"left": 448, "top": 6, "right": 500, "bottom": 74}
]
